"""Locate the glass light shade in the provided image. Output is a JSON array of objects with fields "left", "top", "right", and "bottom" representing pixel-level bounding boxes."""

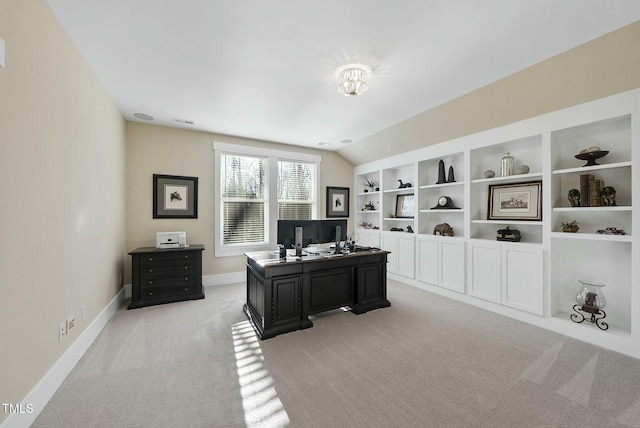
[
  {"left": 336, "top": 64, "right": 371, "bottom": 96},
  {"left": 576, "top": 280, "right": 607, "bottom": 312}
]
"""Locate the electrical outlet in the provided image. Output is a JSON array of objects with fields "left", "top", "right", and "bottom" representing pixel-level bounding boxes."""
[
  {"left": 58, "top": 322, "right": 67, "bottom": 342},
  {"left": 67, "top": 315, "right": 76, "bottom": 333},
  {"left": 81, "top": 305, "right": 87, "bottom": 322}
]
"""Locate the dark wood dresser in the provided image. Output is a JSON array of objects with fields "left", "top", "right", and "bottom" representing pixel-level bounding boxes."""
[{"left": 128, "top": 244, "right": 205, "bottom": 309}]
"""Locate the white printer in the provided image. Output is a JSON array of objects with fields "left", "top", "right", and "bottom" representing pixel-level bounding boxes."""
[{"left": 156, "top": 231, "right": 187, "bottom": 249}]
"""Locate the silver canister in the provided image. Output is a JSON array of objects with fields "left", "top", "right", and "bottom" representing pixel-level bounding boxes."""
[{"left": 501, "top": 152, "right": 514, "bottom": 177}]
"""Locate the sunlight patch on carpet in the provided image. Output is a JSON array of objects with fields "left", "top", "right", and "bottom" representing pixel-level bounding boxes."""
[{"left": 232, "top": 321, "right": 290, "bottom": 427}]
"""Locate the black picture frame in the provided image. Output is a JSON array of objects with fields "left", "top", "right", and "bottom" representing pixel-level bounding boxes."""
[
  {"left": 153, "top": 174, "right": 198, "bottom": 219},
  {"left": 395, "top": 193, "right": 415, "bottom": 218},
  {"left": 326, "top": 187, "right": 349, "bottom": 218},
  {"left": 488, "top": 180, "right": 542, "bottom": 221}
]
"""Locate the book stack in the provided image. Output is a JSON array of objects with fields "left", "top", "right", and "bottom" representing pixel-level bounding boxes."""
[
  {"left": 590, "top": 179, "right": 603, "bottom": 207},
  {"left": 580, "top": 174, "right": 593, "bottom": 207}
]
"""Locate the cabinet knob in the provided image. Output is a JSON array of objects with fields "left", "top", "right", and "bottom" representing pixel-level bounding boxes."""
[
  {"left": 185, "top": 255, "right": 189, "bottom": 259},
  {"left": 148, "top": 280, "right": 153, "bottom": 285},
  {"left": 149, "top": 292, "right": 153, "bottom": 296},
  {"left": 149, "top": 269, "right": 153, "bottom": 273},
  {"left": 149, "top": 257, "right": 153, "bottom": 261},
  {"left": 184, "top": 287, "right": 189, "bottom": 291},
  {"left": 184, "top": 277, "right": 189, "bottom": 281},
  {"left": 184, "top": 265, "right": 188, "bottom": 269}
]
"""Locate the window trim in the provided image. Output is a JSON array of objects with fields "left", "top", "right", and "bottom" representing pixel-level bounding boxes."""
[{"left": 214, "top": 142, "right": 321, "bottom": 257}]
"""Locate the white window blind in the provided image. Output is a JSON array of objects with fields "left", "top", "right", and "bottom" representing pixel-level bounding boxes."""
[
  {"left": 277, "top": 160, "right": 315, "bottom": 220},
  {"left": 220, "top": 153, "right": 267, "bottom": 245}
]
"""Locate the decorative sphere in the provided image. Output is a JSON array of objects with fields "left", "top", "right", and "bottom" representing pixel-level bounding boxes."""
[
  {"left": 483, "top": 170, "right": 495, "bottom": 179},
  {"left": 515, "top": 165, "right": 530, "bottom": 174}
]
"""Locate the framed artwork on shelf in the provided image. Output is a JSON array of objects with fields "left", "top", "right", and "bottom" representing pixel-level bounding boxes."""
[
  {"left": 395, "top": 193, "right": 415, "bottom": 218},
  {"left": 153, "top": 174, "right": 198, "bottom": 218},
  {"left": 488, "top": 180, "right": 542, "bottom": 221},
  {"left": 326, "top": 186, "right": 349, "bottom": 218}
]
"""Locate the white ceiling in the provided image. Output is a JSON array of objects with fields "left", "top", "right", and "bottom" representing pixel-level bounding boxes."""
[{"left": 46, "top": 0, "right": 640, "bottom": 152}]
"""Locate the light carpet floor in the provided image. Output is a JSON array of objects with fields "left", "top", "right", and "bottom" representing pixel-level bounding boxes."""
[{"left": 33, "top": 280, "right": 640, "bottom": 428}]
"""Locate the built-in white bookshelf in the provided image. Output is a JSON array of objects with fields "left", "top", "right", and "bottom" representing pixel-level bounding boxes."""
[{"left": 353, "top": 89, "right": 639, "bottom": 359}]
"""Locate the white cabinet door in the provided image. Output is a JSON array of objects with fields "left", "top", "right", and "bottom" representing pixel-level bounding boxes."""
[
  {"left": 381, "top": 233, "right": 398, "bottom": 274},
  {"left": 502, "top": 245, "right": 543, "bottom": 315},
  {"left": 416, "top": 236, "right": 438, "bottom": 284},
  {"left": 469, "top": 241, "right": 501, "bottom": 303},
  {"left": 440, "top": 240, "right": 465, "bottom": 293},
  {"left": 397, "top": 234, "right": 415, "bottom": 279}
]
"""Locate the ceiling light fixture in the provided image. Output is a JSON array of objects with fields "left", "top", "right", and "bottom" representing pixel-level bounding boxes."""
[{"left": 336, "top": 64, "right": 371, "bottom": 96}]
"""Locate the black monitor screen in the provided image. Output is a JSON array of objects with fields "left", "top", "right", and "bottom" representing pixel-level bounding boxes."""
[
  {"left": 318, "top": 219, "right": 348, "bottom": 244},
  {"left": 277, "top": 220, "right": 319, "bottom": 249},
  {"left": 277, "top": 219, "right": 348, "bottom": 248}
]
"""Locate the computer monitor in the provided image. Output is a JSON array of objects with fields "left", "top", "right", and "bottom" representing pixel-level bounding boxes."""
[
  {"left": 318, "top": 219, "right": 348, "bottom": 244},
  {"left": 277, "top": 220, "right": 319, "bottom": 249}
]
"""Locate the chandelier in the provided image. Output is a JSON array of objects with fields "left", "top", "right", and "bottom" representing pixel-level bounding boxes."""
[{"left": 336, "top": 64, "right": 372, "bottom": 96}]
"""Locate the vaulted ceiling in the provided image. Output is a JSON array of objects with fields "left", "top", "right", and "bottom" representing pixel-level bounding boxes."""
[{"left": 47, "top": 1, "right": 640, "bottom": 151}]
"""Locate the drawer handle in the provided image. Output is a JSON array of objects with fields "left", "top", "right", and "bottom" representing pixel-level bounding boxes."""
[
  {"left": 148, "top": 280, "right": 153, "bottom": 285},
  {"left": 185, "top": 255, "right": 189, "bottom": 259},
  {"left": 184, "top": 277, "right": 189, "bottom": 281},
  {"left": 184, "top": 287, "right": 189, "bottom": 291},
  {"left": 149, "top": 269, "right": 153, "bottom": 273},
  {"left": 184, "top": 266, "right": 188, "bottom": 269},
  {"left": 149, "top": 257, "right": 153, "bottom": 261},
  {"left": 149, "top": 292, "right": 153, "bottom": 296}
]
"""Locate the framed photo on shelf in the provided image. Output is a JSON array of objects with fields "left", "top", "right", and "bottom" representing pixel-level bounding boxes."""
[
  {"left": 488, "top": 180, "right": 542, "bottom": 221},
  {"left": 153, "top": 174, "right": 198, "bottom": 218},
  {"left": 395, "top": 193, "right": 415, "bottom": 218},
  {"left": 326, "top": 186, "right": 349, "bottom": 218}
]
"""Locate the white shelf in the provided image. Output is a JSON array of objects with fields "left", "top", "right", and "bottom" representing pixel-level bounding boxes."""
[
  {"left": 470, "top": 172, "right": 542, "bottom": 184},
  {"left": 471, "top": 219, "right": 543, "bottom": 226},
  {"left": 419, "top": 209, "right": 464, "bottom": 214},
  {"left": 552, "top": 161, "right": 631, "bottom": 175},
  {"left": 357, "top": 210, "right": 380, "bottom": 213},
  {"left": 553, "top": 206, "right": 631, "bottom": 212},
  {"left": 356, "top": 190, "right": 380, "bottom": 196},
  {"left": 383, "top": 187, "right": 415, "bottom": 193},
  {"left": 419, "top": 181, "right": 463, "bottom": 189},
  {"left": 550, "top": 231, "right": 632, "bottom": 242},
  {"left": 384, "top": 217, "right": 415, "bottom": 221}
]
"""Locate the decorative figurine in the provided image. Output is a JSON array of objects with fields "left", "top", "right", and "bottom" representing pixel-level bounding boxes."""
[
  {"left": 568, "top": 189, "right": 581, "bottom": 207},
  {"left": 562, "top": 220, "right": 579, "bottom": 233},
  {"left": 447, "top": 166, "right": 455, "bottom": 183},
  {"left": 436, "top": 159, "right": 447, "bottom": 184},
  {"left": 406, "top": 225, "right": 414, "bottom": 233},
  {"left": 496, "top": 226, "right": 521, "bottom": 242},
  {"left": 483, "top": 170, "right": 495, "bottom": 179},
  {"left": 433, "top": 223, "right": 454, "bottom": 236},
  {"left": 602, "top": 186, "right": 617, "bottom": 206},
  {"left": 430, "top": 196, "right": 459, "bottom": 210},
  {"left": 398, "top": 180, "right": 412, "bottom": 188},
  {"left": 363, "top": 201, "right": 375, "bottom": 211}
]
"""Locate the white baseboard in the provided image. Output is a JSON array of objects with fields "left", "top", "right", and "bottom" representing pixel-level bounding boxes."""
[
  {"left": 1, "top": 286, "right": 127, "bottom": 428},
  {"left": 203, "top": 271, "right": 244, "bottom": 287}
]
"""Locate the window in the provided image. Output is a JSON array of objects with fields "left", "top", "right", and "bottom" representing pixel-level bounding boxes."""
[{"left": 214, "top": 142, "right": 320, "bottom": 256}]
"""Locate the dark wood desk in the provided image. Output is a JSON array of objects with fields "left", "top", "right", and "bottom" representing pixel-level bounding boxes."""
[{"left": 243, "top": 249, "right": 390, "bottom": 339}]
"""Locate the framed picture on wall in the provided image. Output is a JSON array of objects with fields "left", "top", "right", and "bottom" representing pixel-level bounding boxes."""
[
  {"left": 326, "top": 186, "right": 349, "bottom": 218},
  {"left": 153, "top": 174, "right": 198, "bottom": 218},
  {"left": 488, "top": 180, "right": 542, "bottom": 221}
]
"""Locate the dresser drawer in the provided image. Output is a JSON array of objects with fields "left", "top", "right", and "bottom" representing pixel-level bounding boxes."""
[
  {"left": 141, "top": 283, "right": 195, "bottom": 301},
  {"left": 140, "top": 274, "right": 196, "bottom": 288},
  {"left": 140, "top": 262, "right": 196, "bottom": 278},
  {"left": 141, "top": 252, "right": 196, "bottom": 266}
]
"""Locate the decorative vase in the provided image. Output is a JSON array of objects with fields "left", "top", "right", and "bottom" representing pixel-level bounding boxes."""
[{"left": 501, "top": 153, "right": 514, "bottom": 177}]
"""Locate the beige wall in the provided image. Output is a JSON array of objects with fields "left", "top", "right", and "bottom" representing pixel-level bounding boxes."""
[
  {"left": 125, "top": 122, "right": 354, "bottom": 280},
  {"left": 339, "top": 21, "right": 640, "bottom": 166},
  {"left": 0, "top": 0, "right": 125, "bottom": 423}
]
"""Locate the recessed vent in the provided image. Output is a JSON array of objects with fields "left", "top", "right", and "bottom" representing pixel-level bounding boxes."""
[{"left": 173, "top": 118, "right": 195, "bottom": 125}]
